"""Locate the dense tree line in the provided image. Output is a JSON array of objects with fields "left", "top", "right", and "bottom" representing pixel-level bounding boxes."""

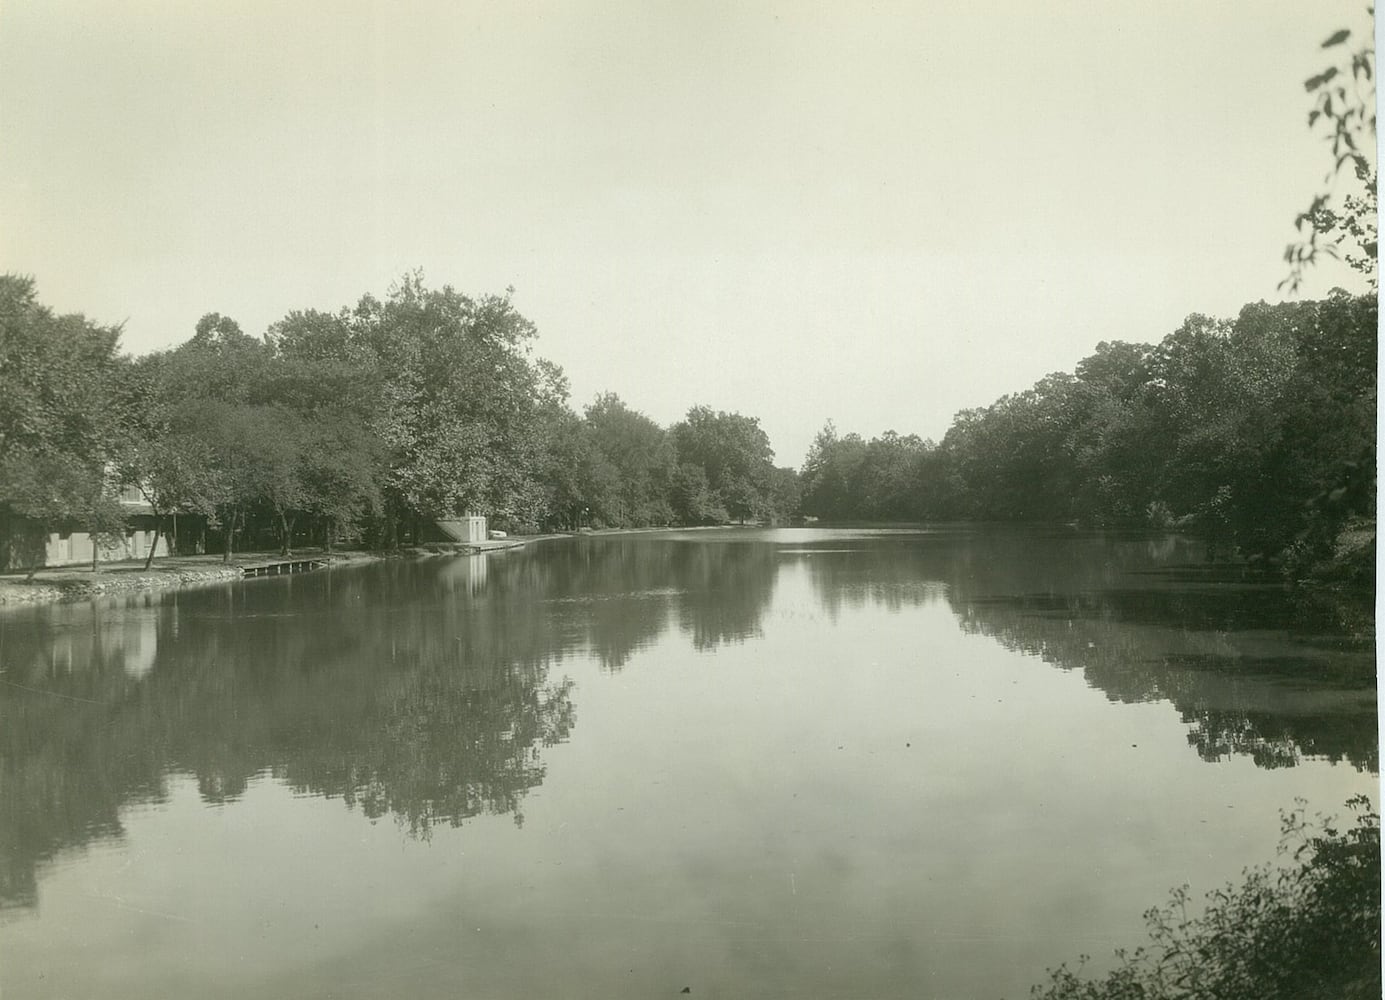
[
  {"left": 2, "top": 270, "right": 1373, "bottom": 580},
  {"left": 0, "top": 272, "right": 798, "bottom": 565},
  {"left": 799, "top": 291, "right": 1376, "bottom": 578}
]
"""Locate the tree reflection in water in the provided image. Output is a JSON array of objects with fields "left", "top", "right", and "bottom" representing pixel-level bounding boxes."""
[
  {"left": 0, "top": 535, "right": 776, "bottom": 910},
  {"left": 798, "top": 528, "right": 1376, "bottom": 772},
  {"left": 0, "top": 528, "right": 1375, "bottom": 912},
  {"left": 0, "top": 563, "right": 577, "bottom": 910}
]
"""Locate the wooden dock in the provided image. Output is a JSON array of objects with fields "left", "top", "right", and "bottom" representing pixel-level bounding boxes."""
[{"left": 239, "top": 557, "right": 329, "bottom": 577}]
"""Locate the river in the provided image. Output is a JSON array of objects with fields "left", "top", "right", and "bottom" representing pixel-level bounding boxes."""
[{"left": 0, "top": 527, "right": 1376, "bottom": 998}]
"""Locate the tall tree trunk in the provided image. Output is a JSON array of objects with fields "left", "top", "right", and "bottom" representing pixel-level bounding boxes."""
[
  {"left": 278, "top": 510, "right": 290, "bottom": 556},
  {"left": 144, "top": 513, "right": 162, "bottom": 570},
  {"left": 90, "top": 524, "right": 98, "bottom": 573}
]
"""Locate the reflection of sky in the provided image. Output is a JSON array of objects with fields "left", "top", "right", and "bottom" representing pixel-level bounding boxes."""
[{"left": 2, "top": 537, "right": 1376, "bottom": 1000}]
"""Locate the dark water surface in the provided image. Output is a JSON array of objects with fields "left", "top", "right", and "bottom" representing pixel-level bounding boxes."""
[{"left": 0, "top": 527, "right": 1376, "bottom": 999}]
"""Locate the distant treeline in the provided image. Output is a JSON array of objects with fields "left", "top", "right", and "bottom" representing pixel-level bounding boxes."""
[
  {"left": 0, "top": 272, "right": 798, "bottom": 561},
  {"left": 800, "top": 291, "right": 1376, "bottom": 578}
]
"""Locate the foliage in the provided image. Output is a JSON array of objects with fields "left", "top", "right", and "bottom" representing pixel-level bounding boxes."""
[
  {"left": 347, "top": 273, "right": 558, "bottom": 524},
  {"left": 1028, "top": 797, "right": 1380, "bottom": 1000},
  {"left": 764, "top": 465, "right": 803, "bottom": 521},
  {"left": 672, "top": 406, "right": 783, "bottom": 522},
  {"left": 298, "top": 410, "right": 385, "bottom": 549},
  {"left": 0, "top": 449, "right": 128, "bottom": 570},
  {"left": 0, "top": 275, "right": 126, "bottom": 465},
  {"left": 3, "top": 273, "right": 808, "bottom": 569},
  {"left": 801, "top": 422, "right": 867, "bottom": 519},
  {"left": 804, "top": 291, "right": 1374, "bottom": 579},
  {"left": 1283, "top": 16, "right": 1377, "bottom": 292},
  {"left": 581, "top": 393, "right": 677, "bottom": 527},
  {"left": 0, "top": 275, "right": 132, "bottom": 568}
]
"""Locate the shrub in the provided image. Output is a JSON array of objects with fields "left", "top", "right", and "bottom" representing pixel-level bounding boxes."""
[{"left": 1028, "top": 797, "right": 1380, "bottom": 1000}]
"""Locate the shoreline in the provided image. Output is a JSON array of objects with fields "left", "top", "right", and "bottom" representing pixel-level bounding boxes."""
[
  {"left": 0, "top": 527, "right": 691, "bottom": 609},
  {"left": 2, "top": 521, "right": 1369, "bottom": 609},
  {"left": 0, "top": 540, "right": 527, "bottom": 609}
]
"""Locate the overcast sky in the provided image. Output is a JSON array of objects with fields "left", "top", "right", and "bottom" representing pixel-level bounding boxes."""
[{"left": 0, "top": 1, "right": 1374, "bottom": 466}]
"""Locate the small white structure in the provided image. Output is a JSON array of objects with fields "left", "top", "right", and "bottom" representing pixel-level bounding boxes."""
[{"left": 433, "top": 513, "right": 488, "bottom": 544}]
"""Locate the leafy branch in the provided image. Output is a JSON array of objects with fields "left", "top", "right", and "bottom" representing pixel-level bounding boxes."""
[{"left": 1283, "top": 13, "right": 1378, "bottom": 292}]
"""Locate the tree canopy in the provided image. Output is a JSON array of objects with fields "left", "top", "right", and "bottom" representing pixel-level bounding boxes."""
[
  {"left": 1, "top": 273, "right": 804, "bottom": 570},
  {"left": 798, "top": 291, "right": 1375, "bottom": 580}
]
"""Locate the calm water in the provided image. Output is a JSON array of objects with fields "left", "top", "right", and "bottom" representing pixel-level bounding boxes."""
[{"left": 0, "top": 527, "right": 1376, "bottom": 999}]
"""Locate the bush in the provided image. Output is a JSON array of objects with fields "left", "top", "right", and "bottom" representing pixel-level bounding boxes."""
[{"left": 1028, "top": 797, "right": 1380, "bottom": 1000}]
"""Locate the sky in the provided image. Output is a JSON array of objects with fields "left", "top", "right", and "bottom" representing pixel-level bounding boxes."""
[{"left": 0, "top": 1, "right": 1375, "bottom": 468}]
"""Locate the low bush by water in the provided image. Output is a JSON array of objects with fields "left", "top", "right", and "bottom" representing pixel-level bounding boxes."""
[{"left": 1027, "top": 797, "right": 1380, "bottom": 1000}]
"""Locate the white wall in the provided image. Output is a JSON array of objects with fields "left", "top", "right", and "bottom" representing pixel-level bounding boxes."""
[{"left": 45, "top": 528, "right": 159, "bottom": 568}]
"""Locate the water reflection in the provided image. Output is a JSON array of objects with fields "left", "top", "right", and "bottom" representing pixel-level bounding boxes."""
[
  {"left": 0, "top": 528, "right": 1375, "bottom": 914},
  {"left": 796, "top": 528, "right": 1376, "bottom": 772},
  {"left": 0, "top": 569, "right": 578, "bottom": 911},
  {"left": 671, "top": 538, "right": 779, "bottom": 650}
]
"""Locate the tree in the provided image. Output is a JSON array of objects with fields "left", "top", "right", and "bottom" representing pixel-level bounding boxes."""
[
  {"left": 669, "top": 463, "right": 725, "bottom": 525},
  {"left": 532, "top": 405, "right": 606, "bottom": 530},
  {"left": 0, "top": 450, "right": 127, "bottom": 573},
  {"left": 0, "top": 275, "right": 124, "bottom": 472},
  {"left": 0, "top": 275, "right": 129, "bottom": 571},
  {"left": 799, "top": 421, "right": 867, "bottom": 520},
  {"left": 163, "top": 311, "right": 272, "bottom": 403},
  {"left": 672, "top": 406, "right": 776, "bottom": 522},
  {"left": 298, "top": 410, "right": 385, "bottom": 550},
  {"left": 265, "top": 309, "right": 384, "bottom": 418},
  {"left": 1283, "top": 17, "right": 1377, "bottom": 292},
  {"left": 347, "top": 273, "right": 565, "bottom": 536},
  {"left": 116, "top": 356, "right": 221, "bottom": 567},
  {"left": 180, "top": 402, "right": 292, "bottom": 562},
  {"left": 250, "top": 407, "right": 308, "bottom": 555},
  {"left": 855, "top": 431, "right": 929, "bottom": 520},
  {"left": 1249, "top": 291, "right": 1377, "bottom": 573},
  {"left": 764, "top": 466, "right": 802, "bottom": 522},
  {"left": 800, "top": 424, "right": 939, "bottom": 522},
  {"left": 119, "top": 432, "right": 220, "bottom": 568},
  {"left": 582, "top": 393, "right": 676, "bottom": 526}
]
